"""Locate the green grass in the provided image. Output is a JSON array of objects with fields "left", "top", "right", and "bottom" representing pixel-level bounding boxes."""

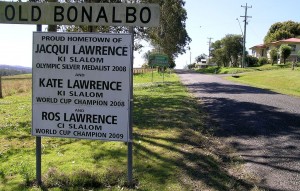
[
  {"left": 2, "top": 74, "right": 32, "bottom": 79},
  {"left": 225, "top": 68, "right": 300, "bottom": 97},
  {"left": 0, "top": 73, "right": 260, "bottom": 190},
  {"left": 194, "top": 64, "right": 300, "bottom": 97},
  {"left": 195, "top": 66, "right": 254, "bottom": 74},
  {"left": 133, "top": 70, "right": 174, "bottom": 84},
  {"left": 195, "top": 63, "right": 295, "bottom": 74},
  {"left": 1, "top": 74, "right": 32, "bottom": 97}
]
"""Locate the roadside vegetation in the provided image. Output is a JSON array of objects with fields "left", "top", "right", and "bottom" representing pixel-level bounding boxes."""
[
  {"left": 194, "top": 63, "right": 295, "bottom": 74},
  {"left": 225, "top": 67, "right": 300, "bottom": 97},
  {"left": 0, "top": 67, "right": 31, "bottom": 77},
  {"left": 191, "top": 63, "right": 300, "bottom": 97},
  {"left": 1, "top": 74, "right": 32, "bottom": 97},
  {"left": 0, "top": 72, "right": 261, "bottom": 190}
]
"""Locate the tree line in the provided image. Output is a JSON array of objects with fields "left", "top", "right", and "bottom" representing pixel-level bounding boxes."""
[
  {"left": 0, "top": 69, "right": 31, "bottom": 76},
  {"left": 264, "top": 20, "right": 300, "bottom": 44}
]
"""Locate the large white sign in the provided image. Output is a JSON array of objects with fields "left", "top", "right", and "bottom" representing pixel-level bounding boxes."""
[
  {"left": 0, "top": 2, "right": 160, "bottom": 27},
  {"left": 32, "top": 32, "right": 131, "bottom": 142}
]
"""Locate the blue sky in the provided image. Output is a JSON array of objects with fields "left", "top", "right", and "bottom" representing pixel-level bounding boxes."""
[{"left": 1, "top": 0, "right": 300, "bottom": 69}]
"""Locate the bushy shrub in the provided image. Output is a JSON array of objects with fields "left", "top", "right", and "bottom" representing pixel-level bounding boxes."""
[
  {"left": 247, "top": 55, "right": 259, "bottom": 67},
  {"left": 269, "top": 48, "right": 279, "bottom": 65},
  {"left": 258, "top": 57, "right": 269, "bottom": 66},
  {"left": 187, "top": 63, "right": 196, "bottom": 69}
]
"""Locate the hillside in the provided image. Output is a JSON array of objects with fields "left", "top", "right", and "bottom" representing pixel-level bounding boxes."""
[{"left": 0, "top": 64, "right": 32, "bottom": 76}]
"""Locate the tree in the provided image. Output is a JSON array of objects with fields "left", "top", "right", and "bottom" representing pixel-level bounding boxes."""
[
  {"left": 62, "top": 0, "right": 190, "bottom": 69},
  {"left": 269, "top": 47, "right": 279, "bottom": 65},
  {"left": 186, "top": 62, "right": 196, "bottom": 69},
  {"left": 195, "top": 53, "right": 207, "bottom": 63},
  {"left": 210, "top": 40, "right": 227, "bottom": 67},
  {"left": 211, "top": 46, "right": 228, "bottom": 67},
  {"left": 264, "top": 21, "right": 300, "bottom": 43},
  {"left": 143, "top": 0, "right": 191, "bottom": 68},
  {"left": 210, "top": 34, "right": 243, "bottom": 67},
  {"left": 142, "top": 49, "right": 161, "bottom": 67},
  {"left": 297, "top": 50, "right": 300, "bottom": 62},
  {"left": 222, "top": 34, "right": 243, "bottom": 67},
  {"left": 280, "top": 44, "right": 292, "bottom": 64},
  {"left": 61, "top": 0, "right": 127, "bottom": 32}
]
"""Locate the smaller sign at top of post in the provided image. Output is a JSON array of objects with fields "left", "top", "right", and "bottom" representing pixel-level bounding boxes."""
[{"left": 0, "top": 2, "right": 160, "bottom": 27}]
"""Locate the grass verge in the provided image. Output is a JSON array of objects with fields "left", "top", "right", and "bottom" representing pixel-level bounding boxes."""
[
  {"left": 194, "top": 63, "right": 295, "bottom": 74},
  {"left": 0, "top": 72, "right": 260, "bottom": 190},
  {"left": 225, "top": 68, "right": 300, "bottom": 97},
  {"left": 1, "top": 74, "right": 32, "bottom": 97}
]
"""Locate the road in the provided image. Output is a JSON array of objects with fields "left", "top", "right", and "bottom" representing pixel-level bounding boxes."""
[{"left": 176, "top": 70, "right": 300, "bottom": 191}]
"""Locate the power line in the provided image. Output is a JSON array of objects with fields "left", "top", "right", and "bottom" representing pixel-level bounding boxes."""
[
  {"left": 240, "top": 3, "right": 252, "bottom": 68},
  {"left": 236, "top": 18, "right": 243, "bottom": 36}
]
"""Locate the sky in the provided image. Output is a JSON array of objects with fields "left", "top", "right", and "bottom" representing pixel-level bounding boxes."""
[{"left": 1, "top": 0, "right": 300, "bottom": 69}]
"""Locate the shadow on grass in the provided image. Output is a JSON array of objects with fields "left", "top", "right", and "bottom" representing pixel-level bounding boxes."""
[
  {"left": 132, "top": 82, "right": 255, "bottom": 190},
  {"left": 2, "top": 120, "right": 32, "bottom": 138},
  {"left": 0, "top": 81, "right": 258, "bottom": 190},
  {"left": 134, "top": 134, "right": 252, "bottom": 191}
]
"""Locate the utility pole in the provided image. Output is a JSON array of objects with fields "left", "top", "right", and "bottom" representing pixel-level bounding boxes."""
[
  {"left": 240, "top": 3, "right": 252, "bottom": 68},
  {"left": 207, "top": 37, "right": 213, "bottom": 63}
]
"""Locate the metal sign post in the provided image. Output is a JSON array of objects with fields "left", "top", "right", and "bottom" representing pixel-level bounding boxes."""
[
  {"left": 35, "top": 24, "right": 42, "bottom": 186},
  {"left": 128, "top": 25, "right": 134, "bottom": 186}
]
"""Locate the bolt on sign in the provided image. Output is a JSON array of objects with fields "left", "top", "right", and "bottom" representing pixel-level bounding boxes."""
[
  {"left": 32, "top": 32, "right": 132, "bottom": 142},
  {"left": 0, "top": 2, "right": 160, "bottom": 26}
]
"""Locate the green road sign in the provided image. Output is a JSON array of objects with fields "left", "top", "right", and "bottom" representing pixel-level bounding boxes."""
[{"left": 148, "top": 54, "right": 169, "bottom": 67}]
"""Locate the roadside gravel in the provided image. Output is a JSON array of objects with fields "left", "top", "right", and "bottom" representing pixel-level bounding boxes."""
[{"left": 177, "top": 70, "right": 300, "bottom": 191}]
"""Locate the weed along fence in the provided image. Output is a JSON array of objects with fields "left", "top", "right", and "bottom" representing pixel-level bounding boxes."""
[{"left": 0, "top": 1, "right": 160, "bottom": 187}]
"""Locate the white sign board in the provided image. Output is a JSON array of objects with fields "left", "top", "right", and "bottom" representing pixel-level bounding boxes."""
[
  {"left": 0, "top": 2, "right": 160, "bottom": 27},
  {"left": 32, "top": 32, "right": 131, "bottom": 142}
]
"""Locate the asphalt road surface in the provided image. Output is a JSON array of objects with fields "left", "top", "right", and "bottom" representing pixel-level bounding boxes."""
[{"left": 177, "top": 70, "right": 300, "bottom": 191}]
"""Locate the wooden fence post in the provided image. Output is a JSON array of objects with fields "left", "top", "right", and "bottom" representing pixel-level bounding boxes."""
[{"left": 0, "top": 76, "right": 3, "bottom": 98}]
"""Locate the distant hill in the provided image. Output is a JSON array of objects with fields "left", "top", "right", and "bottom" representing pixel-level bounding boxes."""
[{"left": 0, "top": 65, "right": 32, "bottom": 76}]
